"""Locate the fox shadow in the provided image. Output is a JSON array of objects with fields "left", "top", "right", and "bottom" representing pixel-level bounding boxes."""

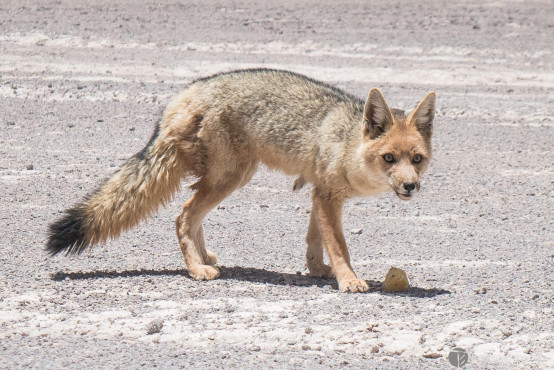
[{"left": 51, "top": 266, "right": 450, "bottom": 298}]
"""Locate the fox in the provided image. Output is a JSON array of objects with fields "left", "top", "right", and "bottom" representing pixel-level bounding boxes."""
[{"left": 47, "top": 68, "right": 436, "bottom": 293}]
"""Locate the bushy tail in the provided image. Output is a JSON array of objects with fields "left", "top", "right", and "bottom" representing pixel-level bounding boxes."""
[{"left": 47, "top": 123, "right": 185, "bottom": 255}]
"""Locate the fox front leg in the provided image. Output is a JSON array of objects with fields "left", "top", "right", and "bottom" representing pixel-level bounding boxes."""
[
  {"left": 305, "top": 210, "right": 335, "bottom": 278},
  {"left": 311, "top": 189, "right": 369, "bottom": 293}
]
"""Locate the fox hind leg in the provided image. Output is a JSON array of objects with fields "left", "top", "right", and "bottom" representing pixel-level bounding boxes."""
[
  {"left": 175, "top": 190, "right": 219, "bottom": 280},
  {"left": 197, "top": 225, "right": 217, "bottom": 265},
  {"left": 176, "top": 160, "right": 258, "bottom": 281}
]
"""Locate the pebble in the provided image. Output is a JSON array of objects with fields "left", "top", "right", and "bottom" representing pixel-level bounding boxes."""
[
  {"left": 383, "top": 267, "right": 409, "bottom": 292},
  {"left": 422, "top": 353, "right": 441, "bottom": 359},
  {"left": 146, "top": 319, "right": 164, "bottom": 335}
]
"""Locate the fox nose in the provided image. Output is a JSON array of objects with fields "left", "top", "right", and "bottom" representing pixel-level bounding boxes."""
[{"left": 403, "top": 182, "right": 416, "bottom": 192}]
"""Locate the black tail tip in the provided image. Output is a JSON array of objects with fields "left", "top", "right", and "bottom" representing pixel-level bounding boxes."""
[{"left": 46, "top": 208, "right": 88, "bottom": 256}]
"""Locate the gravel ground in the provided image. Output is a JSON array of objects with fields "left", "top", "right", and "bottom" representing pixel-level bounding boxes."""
[{"left": 1, "top": 0, "right": 553, "bottom": 368}]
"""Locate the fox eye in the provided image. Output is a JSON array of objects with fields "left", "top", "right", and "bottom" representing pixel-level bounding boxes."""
[
  {"left": 383, "top": 153, "right": 396, "bottom": 163},
  {"left": 413, "top": 154, "right": 423, "bottom": 164}
]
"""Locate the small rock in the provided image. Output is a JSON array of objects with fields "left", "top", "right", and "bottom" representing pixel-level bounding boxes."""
[
  {"left": 423, "top": 353, "right": 441, "bottom": 359},
  {"left": 146, "top": 318, "right": 164, "bottom": 335},
  {"left": 383, "top": 267, "right": 409, "bottom": 292},
  {"left": 350, "top": 228, "right": 363, "bottom": 235},
  {"left": 370, "top": 346, "right": 379, "bottom": 353},
  {"left": 26, "top": 164, "right": 34, "bottom": 170},
  {"left": 366, "top": 323, "right": 379, "bottom": 332}
]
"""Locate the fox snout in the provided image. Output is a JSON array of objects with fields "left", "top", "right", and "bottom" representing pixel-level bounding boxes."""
[
  {"left": 403, "top": 182, "right": 416, "bottom": 192},
  {"left": 395, "top": 180, "right": 420, "bottom": 200},
  {"left": 388, "top": 164, "right": 421, "bottom": 200},
  {"left": 391, "top": 180, "right": 420, "bottom": 200}
]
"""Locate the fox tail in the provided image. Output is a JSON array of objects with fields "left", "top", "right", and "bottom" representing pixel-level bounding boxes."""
[{"left": 46, "top": 122, "right": 185, "bottom": 255}]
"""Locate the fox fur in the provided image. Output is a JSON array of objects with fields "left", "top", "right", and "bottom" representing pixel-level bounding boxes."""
[{"left": 47, "top": 68, "right": 436, "bottom": 293}]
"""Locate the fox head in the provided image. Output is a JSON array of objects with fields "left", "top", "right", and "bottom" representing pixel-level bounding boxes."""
[{"left": 358, "top": 89, "right": 436, "bottom": 200}]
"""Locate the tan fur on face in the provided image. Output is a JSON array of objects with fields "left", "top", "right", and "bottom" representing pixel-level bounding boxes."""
[
  {"left": 349, "top": 92, "right": 434, "bottom": 200},
  {"left": 373, "top": 123, "right": 431, "bottom": 199}
]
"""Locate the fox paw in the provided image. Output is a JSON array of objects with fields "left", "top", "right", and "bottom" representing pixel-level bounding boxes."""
[
  {"left": 189, "top": 265, "right": 220, "bottom": 281},
  {"left": 205, "top": 251, "right": 218, "bottom": 265},
  {"left": 308, "top": 263, "right": 335, "bottom": 278},
  {"left": 339, "top": 278, "right": 369, "bottom": 293}
]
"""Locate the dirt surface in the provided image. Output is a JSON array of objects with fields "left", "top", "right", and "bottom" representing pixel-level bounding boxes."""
[{"left": 1, "top": 0, "right": 553, "bottom": 368}]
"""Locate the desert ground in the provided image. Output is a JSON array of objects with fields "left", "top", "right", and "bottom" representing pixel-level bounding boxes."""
[{"left": 0, "top": 0, "right": 552, "bottom": 368}]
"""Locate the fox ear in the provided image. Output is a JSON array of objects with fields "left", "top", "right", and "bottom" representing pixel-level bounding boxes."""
[
  {"left": 363, "top": 88, "right": 394, "bottom": 139},
  {"left": 411, "top": 92, "right": 436, "bottom": 138}
]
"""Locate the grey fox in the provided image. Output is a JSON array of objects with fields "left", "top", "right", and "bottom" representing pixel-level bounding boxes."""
[{"left": 47, "top": 68, "right": 436, "bottom": 293}]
